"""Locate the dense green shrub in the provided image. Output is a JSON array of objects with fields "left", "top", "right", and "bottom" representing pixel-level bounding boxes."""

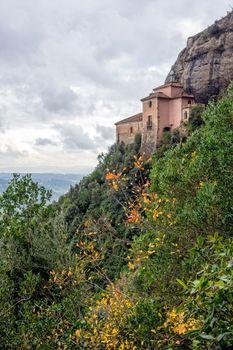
[
  {"left": 189, "top": 105, "right": 205, "bottom": 131},
  {"left": 0, "top": 86, "right": 232, "bottom": 349},
  {"left": 184, "top": 235, "right": 233, "bottom": 349}
]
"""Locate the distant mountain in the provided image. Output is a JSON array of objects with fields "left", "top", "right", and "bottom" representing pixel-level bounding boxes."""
[{"left": 0, "top": 173, "right": 84, "bottom": 201}]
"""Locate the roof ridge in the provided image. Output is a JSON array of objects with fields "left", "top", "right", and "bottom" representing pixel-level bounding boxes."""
[
  {"left": 153, "top": 82, "right": 183, "bottom": 91},
  {"left": 115, "top": 112, "right": 142, "bottom": 125}
]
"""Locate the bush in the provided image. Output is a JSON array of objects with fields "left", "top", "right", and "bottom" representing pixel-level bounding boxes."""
[
  {"left": 188, "top": 105, "right": 205, "bottom": 131},
  {"left": 183, "top": 235, "right": 233, "bottom": 349}
]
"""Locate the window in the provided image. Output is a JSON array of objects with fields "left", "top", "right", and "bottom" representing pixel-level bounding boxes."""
[
  {"left": 188, "top": 100, "right": 192, "bottom": 106},
  {"left": 184, "top": 111, "right": 188, "bottom": 120},
  {"left": 163, "top": 127, "right": 170, "bottom": 132},
  {"left": 147, "top": 115, "right": 152, "bottom": 130},
  {"left": 149, "top": 100, "right": 152, "bottom": 108},
  {"left": 130, "top": 126, "right": 133, "bottom": 134}
]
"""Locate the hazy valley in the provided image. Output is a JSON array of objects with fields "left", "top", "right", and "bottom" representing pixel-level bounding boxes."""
[{"left": 0, "top": 173, "right": 83, "bottom": 201}]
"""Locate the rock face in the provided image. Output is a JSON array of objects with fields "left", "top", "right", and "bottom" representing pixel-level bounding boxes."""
[{"left": 165, "top": 11, "right": 233, "bottom": 104}]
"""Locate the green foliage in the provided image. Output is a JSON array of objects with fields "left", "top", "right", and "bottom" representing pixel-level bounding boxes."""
[
  {"left": 0, "top": 173, "right": 51, "bottom": 238},
  {"left": 184, "top": 235, "right": 233, "bottom": 349},
  {"left": 0, "top": 175, "right": 78, "bottom": 348},
  {"left": 188, "top": 105, "right": 205, "bottom": 131},
  {"left": 57, "top": 142, "right": 149, "bottom": 281},
  {"left": 156, "top": 127, "right": 187, "bottom": 158},
  {"left": 99, "top": 85, "right": 233, "bottom": 349},
  {"left": 132, "top": 86, "right": 232, "bottom": 348},
  {"left": 0, "top": 87, "right": 232, "bottom": 349},
  {"left": 134, "top": 133, "right": 142, "bottom": 153},
  {"left": 150, "top": 88, "right": 233, "bottom": 234}
]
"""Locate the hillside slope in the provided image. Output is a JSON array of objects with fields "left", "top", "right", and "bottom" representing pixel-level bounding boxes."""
[{"left": 0, "top": 86, "right": 232, "bottom": 349}]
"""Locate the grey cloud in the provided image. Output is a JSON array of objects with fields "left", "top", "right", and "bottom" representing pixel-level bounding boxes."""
[
  {"left": 0, "top": 0, "right": 231, "bottom": 172},
  {"left": 0, "top": 146, "right": 28, "bottom": 163},
  {"left": 96, "top": 125, "right": 115, "bottom": 141},
  {"left": 55, "top": 123, "right": 96, "bottom": 151},
  {"left": 0, "top": 116, "right": 6, "bottom": 132},
  {"left": 40, "top": 85, "right": 77, "bottom": 114},
  {"left": 0, "top": 2, "right": 45, "bottom": 64},
  {"left": 1, "top": 1, "right": 230, "bottom": 103},
  {"left": 35, "top": 138, "right": 57, "bottom": 146}
]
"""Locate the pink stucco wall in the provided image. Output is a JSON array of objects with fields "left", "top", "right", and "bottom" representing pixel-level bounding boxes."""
[
  {"left": 141, "top": 92, "right": 195, "bottom": 147},
  {"left": 169, "top": 98, "right": 182, "bottom": 129},
  {"left": 181, "top": 97, "right": 193, "bottom": 109},
  {"left": 154, "top": 85, "right": 183, "bottom": 98},
  {"left": 116, "top": 83, "right": 195, "bottom": 153},
  {"left": 156, "top": 95, "right": 195, "bottom": 143},
  {"left": 141, "top": 97, "right": 158, "bottom": 152},
  {"left": 157, "top": 98, "right": 170, "bottom": 141}
]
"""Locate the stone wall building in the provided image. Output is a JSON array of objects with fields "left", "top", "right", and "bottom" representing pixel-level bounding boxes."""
[
  {"left": 115, "top": 112, "right": 143, "bottom": 145},
  {"left": 115, "top": 82, "right": 195, "bottom": 155}
]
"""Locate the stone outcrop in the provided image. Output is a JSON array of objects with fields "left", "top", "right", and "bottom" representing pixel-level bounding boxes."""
[{"left": 165, "top": 11, "right": 233, "bottom": 104}]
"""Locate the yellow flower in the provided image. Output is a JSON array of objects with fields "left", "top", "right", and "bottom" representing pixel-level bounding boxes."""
[
  {"left": 164, "top": 308, "right": 199, "bottom": 335},
  {"left": 153, "top": 210, "right": 159, "bottom": 220},
  {"left": 128, "top": 261, "right": 135, "bottom": 270},
  {"left": 112, "top": 181, "right": 119, "bottom": 191}
]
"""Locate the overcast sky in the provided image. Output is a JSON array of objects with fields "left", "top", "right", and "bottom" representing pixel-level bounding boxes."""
[{"left": 0, "top": 0, "right": 232, "bottom": 174}]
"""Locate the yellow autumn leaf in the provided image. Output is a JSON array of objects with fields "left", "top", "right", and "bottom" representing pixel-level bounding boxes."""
[
  {"left": 127, "top": 261, "right": 135, "bottom": 270},
  {"left": 75, "top": 328, "right": 81, "bottom": 338}
]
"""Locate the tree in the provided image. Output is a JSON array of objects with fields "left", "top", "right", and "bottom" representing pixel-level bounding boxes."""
[{"left": 0, "top": 175, "right": 70, "bottom": 347}]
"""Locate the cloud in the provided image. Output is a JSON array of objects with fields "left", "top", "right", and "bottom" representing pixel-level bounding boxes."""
[
  {"left": 55, "top": 123, "right": 97, "bottom": 151},
  {"left": 0, "top": 0, "right": 231, "bottom": 172},
  {"left": 96, "top": 125, "right": 115, "bottom": 141},
  {"left": 0, "top": 145, "right": 29, "bottom": 171},
  {"left": 35, "top": 138, "right": 57, "bottom": 146},
  {"left": 39, "top": 84, "right": 77, "bottom": 114}
]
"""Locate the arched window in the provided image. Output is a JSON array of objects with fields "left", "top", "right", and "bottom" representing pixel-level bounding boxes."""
[
  {"left": 184, "top": 111, "right": 188, "bottom": 120},
  {"left": 147, "top": 116, "right": 152, "bottom": 130},
  {"left": 188, "top": 100, "right": 192, "bottom": 106},
  {"left": 149, "top": 101, "right": 152, "bottom": 108},
  {"left": 130, "top": 126, "right": 133, "bottom": 134}
]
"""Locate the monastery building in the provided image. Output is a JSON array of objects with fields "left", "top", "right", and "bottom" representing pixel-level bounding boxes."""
[{"left": 115, "top": 82, "right": 195, "bottom": 155}]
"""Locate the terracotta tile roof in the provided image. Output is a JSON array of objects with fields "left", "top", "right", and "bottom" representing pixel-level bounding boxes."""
[
  {"left": 115, "top": 112, "right": 143, "bottom": 126},
  {"left": 141, "top": 88, "right": 194, "bottom": 102},
  {"left": 156, "top": 92, "right": 170, "bottom": 98},
  {"left": 153, "top": 82, "right": 183, "bottom": 91},
  {"left": 141, "top": 93, "right": 156, "bottom": 102},
  {"left": 141, "top": 91, "right": 170, "bottom": 102}
]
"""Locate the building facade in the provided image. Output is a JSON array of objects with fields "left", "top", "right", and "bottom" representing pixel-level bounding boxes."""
[
  {"left": 115, "top": 112, "right": 143, "bottom": 145},
  {"left": 115, "top": 83, "right": 195, "bottom": 155}
]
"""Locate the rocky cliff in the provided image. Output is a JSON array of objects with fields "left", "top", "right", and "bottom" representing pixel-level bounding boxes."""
[{"left": 166, "top": 11, "right": 233, "bottom": 104}]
